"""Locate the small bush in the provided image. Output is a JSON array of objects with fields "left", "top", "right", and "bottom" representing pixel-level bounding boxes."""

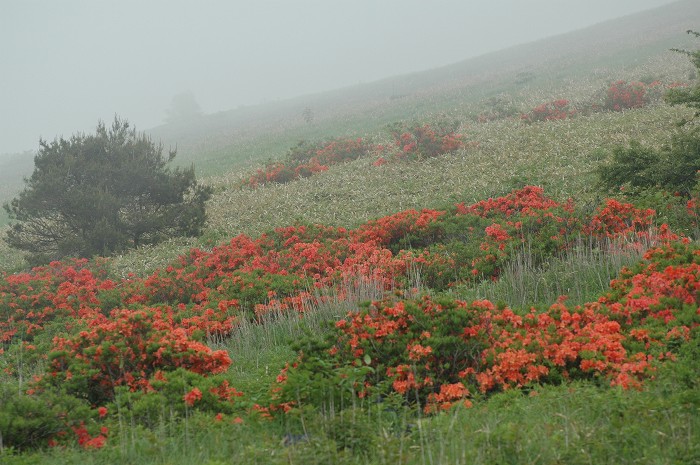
[
  {"left": 244, "top": 137, "right": 371, "bottom": 187},
  {"left": 385, "top": 120, "right": 465, "bottom": 160},
  {"left": 476, "top": 94, "right": 519, "bottom": 123},
  {"left": 598, "top": 130, "right": 700, "bottom": 236},
  {"left": 0, "top": 382, "right": 101, "bottom": 451},
  {"left": 605, "top": 80, "right": 647, "bottom": 111},
  {"left": 521, "top": 99, "right": 576, "bottom": 123}
]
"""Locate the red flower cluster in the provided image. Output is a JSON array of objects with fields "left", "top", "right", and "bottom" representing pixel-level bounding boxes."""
[
  {"left": 183, "top": 387, "right": 203, "bottom": 406},
  {"left": 383, "top": 122, "right": 468, "bottom": 162},
  {"left": 70, "top": 422, "right": 109, "bottom": 450},
  {"left": 48, "top": 307, "right": 232, "bottom": 403},
  {"left": 244, "top": 138, "right": 370, "bottom": 187},
  {"left": 605, "top": 80, "right": 647, "bottom": 111},
  {"left": 584, "top": 199, "right": 655, "bottom": 240},
  {"left": 274, "top": 239, "right": 698, "bottom": 413},
  {"left": 521, "top": 99, "right": 576, "bottom": 123},
  {"left": 456, "top": 185, "right": 566, "bottom": 218},
  {"left": 352, "top": 209, "right": 445, "bottom": 246}
]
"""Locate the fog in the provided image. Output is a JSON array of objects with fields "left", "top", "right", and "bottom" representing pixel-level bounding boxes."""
[{"left": 0, "top": 0, "right": 680, "bottom": 155}]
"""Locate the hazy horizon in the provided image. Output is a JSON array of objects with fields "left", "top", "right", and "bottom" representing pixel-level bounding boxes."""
[{"left": 0, "top": 0, "right": 681, "bottom": 155}]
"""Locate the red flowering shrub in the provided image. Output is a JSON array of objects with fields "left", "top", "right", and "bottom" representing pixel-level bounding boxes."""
[
  {"left": 45, "top": 307, "right": 232, "bottom": 403},
  {"left": 456, "top": 185, "right": 565, "bottom": 218},
  {"left": 602, "top": 79, "right": 688, "bottom": 112},
  {"left": 383, "top": 121, "right": 466, "bottom": 161},
  {"left": 521, "top": 99, "right": 576, "bottom": 123},
  {"left": 600, "top": 240, "right": 699, "bottom": 326},
  {"left": 108, "top": 368, "right": 243, "bottom": 429},
  {"left": 584, "top": 199, "right": 655, "bottom": 240},
  {"left": 272, "top": 240, "right": 699, "bottom": 413},
  {"left": 70, "top": 422, "right": 109, "bottom": 449},
  {"left": 244, "top": 137, "right": 371, "bottom": 187},
  {"left": 605, "top": 80, "right": 647, "bottom": 111},
  {"left": 0, "top": 260, "right": 113, "bottom": 347},
  {"left": 247, "top": 162, "right": 298, "bottom": 186},
  {"left": 352, "top": 209, "right": 446, "bottom": 247},
  {"left": 450, "top": 186, "right": 580, "bottom": 281}
]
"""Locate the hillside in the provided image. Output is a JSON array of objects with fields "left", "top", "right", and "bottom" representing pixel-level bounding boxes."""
[
  {"left": 146, "top": 0, "right": 700, "bottom": 173},
  {"left": 1, "top": 0, "right": 698, "bottom": 229}
]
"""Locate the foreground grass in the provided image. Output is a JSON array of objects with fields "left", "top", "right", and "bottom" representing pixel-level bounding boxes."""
[{"left": 7, "top": 359, "right": 698, "bottom": 465}]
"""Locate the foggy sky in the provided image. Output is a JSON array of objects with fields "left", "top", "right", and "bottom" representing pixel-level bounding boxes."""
[{"left": 0, "top": 0, "right": 681, "bottom": 155}]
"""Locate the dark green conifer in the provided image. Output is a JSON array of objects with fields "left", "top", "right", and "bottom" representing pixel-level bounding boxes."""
[{"left": 4, "top": 117, "right": 212, "bottom": 265}]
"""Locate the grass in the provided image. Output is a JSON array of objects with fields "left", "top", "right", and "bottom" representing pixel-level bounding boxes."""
[
  {"left": 11, "top": 383, "right": 696, "bottom": 465},
  {"left": 454, "top": 235, "right": 650, "bottom": 309},
  {"left": 0, "top": 226, "right": 26, "bottom": 272}
]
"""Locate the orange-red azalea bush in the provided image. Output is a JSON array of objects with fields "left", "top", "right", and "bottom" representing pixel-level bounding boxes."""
[
  {"left": 272, "top": 240, "right": 699, "bottom": 413},
  {"left": 244, "top": 137, "right": 371, "bottom": 187},
  {"left": 375, "top": 121, "right": 468, "bottom": 164},
  {"left": 605, "top": 80, "right": 648, "bottom": 111},
  {"left": 521, "top": 99, "right": 576, "bottom": 123}
]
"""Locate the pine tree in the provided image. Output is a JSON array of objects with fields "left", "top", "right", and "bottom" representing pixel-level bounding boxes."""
[{"left": 4, "top": 117, "right": 212, "bottom": 265}]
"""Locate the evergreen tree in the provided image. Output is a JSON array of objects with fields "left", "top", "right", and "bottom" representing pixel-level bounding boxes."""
[{"left": 4, "top": 117, "right": 212, "bottom": 265}]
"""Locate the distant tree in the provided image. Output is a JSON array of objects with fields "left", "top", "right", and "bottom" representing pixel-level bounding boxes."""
[
  {"left": 302, "top": 107, "right": 314, "bottom": 124},
  {"left": 3, "top": 117, "right": 213, "bottom": 265},
  {"left": 165, "top": 90, "right": 202, "bottom": 124}
]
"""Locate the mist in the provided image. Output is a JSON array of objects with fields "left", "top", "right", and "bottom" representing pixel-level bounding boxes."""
[{"left": 0, "top": 0, "right": 681, "bottom": 155}]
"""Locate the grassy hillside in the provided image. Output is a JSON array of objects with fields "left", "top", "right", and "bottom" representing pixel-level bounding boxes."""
[
  {"left": 146, "top": 0, "right": 700, "bottom": 175},
  {"left": 107, "top": 104, "right": 693, "bottom": 278},
  {"left": 1, "top": 2, "right": 700, "bottom": 463}
]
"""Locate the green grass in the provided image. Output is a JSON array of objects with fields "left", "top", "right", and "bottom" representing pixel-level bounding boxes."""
[
  {"left": 452, "top": 237, "right": 649, "bottom": 309},
  {"left": 0, "top": 226, "right": 26, "bottom": 272},
  {"left": 10, "top": 385, "right": 697, "bottom": 465}
]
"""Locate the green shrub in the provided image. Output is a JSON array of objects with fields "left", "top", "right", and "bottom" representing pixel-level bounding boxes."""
[
  {"left": 113, "top": 369, "right": 243, "bottom": 428},
  {"left": 0, "top": 382, "right": 94, "bottom": 451},
  {"left": 598, "top": 129, "right": 700, "bottom": 236}
]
